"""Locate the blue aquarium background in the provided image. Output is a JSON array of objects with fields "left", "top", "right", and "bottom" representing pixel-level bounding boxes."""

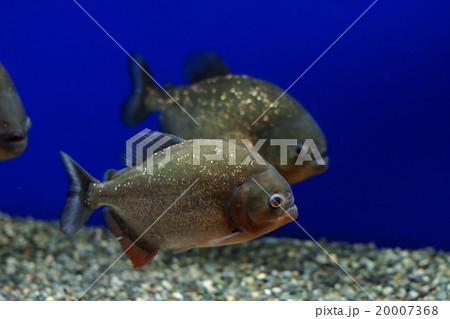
[{"left": 0, "top": 0, "right": 449, "bottom": 250}]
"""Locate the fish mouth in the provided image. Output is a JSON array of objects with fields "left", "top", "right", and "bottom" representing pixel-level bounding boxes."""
[
  {"left": 3, "top": 132, "right": 25, "bottom": 143},
  {"left": 0, "top": 133, "right": 27, "bottom": 151},
  {"left": 282, "top": 204, "right": 298, "bottom": 221}
]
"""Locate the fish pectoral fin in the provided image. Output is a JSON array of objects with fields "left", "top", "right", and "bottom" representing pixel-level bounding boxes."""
[
  {"left": 102, "top": 207, "right": 158, "bottom": 268},
  {"left": 119, "top": 236, "right": 159, "bottom": 268},
  {"left": 207, "top": 231, "right": 242, "bottom": 246},
  {"left": 171, "top": 247, "right": 193, "bottom": 254},
  {"left": 181, "top": 50, "right": 231, "bottom": 83}
]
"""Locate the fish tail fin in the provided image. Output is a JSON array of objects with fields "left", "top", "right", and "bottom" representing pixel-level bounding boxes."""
[
  {"left": 59, "top": 151, "right": 100, "bottom": 234},
  {"left": 121, "top": 52, "right": 160, "bottom": 126}
]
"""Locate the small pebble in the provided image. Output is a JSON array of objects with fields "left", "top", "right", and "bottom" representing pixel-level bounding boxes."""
[
  {"left": 383, "top": 286, "right": 394, "bottom": 295},
  {"left": 408, "top": 290, "right": 420, "bottom": 299},
  {"left": 272, "top": 287, "right": 282, "bottom": 294},
  {"left": 172, "top": 292, "right": 183, "bottom": 300},
  {"left": 0, "top": 212, "right": 448, "bottom": 301},
  {"left": 256, "top": 273, "right": 267, "bottom": 280}
]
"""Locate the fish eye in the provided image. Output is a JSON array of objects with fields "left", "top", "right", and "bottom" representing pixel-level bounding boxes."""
[{"left": 269, "top": 193, "right": 285, "bottom": 208}]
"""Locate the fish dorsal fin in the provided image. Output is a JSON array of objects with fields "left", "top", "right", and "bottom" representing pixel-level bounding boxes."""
[
  {"left": 181, "top": 50, "right": 231, "bottom": 83},
  {"left": 102, "top": 208, "right": 159, "bottom": 268},
  {"left": 123, "top": 130, "right": 184, "bottom": 167},
  {"left": 103, "top": 169, "right": 118, "bottom": 182},
  {"left": 0, "top": 62, "right": 15, "bottom": 93}
]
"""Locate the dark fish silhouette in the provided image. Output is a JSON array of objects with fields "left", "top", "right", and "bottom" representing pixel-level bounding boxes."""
[
  {"left": 59, "top": 132, "right": 297, "bottom": 268},
  {"left": 0, "top": 62, "right": 31, "bottom": 160},
  {"left": 121, "top": 50, "right": 328, "bottom": 184}
]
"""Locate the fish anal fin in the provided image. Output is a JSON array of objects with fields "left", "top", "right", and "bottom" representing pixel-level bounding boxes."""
[
  {"left": 119, "top": 236, "right": 159, "bottom": 268},
  {"left": 102, "top": 208, "right": 158, "bottom": 268}
]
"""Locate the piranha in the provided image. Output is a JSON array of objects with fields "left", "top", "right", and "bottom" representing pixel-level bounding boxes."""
[
  {"left": 121, "top": 50, "right": 328, "bottom": 184},
  {"left": 59, "top": 132, "right": 298, "bottom": 268},
  {"left": 0, "top": 62, "right": 31, "bottom": 160}
]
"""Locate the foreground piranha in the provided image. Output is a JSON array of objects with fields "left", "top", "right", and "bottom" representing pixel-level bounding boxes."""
[
  {"left": 59, "top": 132, "right": 297, "bottom": 268},
  {"left": 0, "top": 62, "right": 31, "bottom": 160},
  {"left": 121, "top": 50, "right": 328, "bottom": 184}
]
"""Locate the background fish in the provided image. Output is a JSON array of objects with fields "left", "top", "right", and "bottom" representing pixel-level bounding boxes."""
[
  {"left": 59, "top": 133, "right": 297, "bottom": 268},
  {"left": 121, "top": 50, "right": 328, "bottom": 184},
  {"left": 0, "top": 62, "right": 31, "bottom": 160}
]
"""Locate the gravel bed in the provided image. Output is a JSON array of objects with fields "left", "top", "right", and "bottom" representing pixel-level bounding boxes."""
[{"left": 0, "top": 212, "right": 448, "bottom": 301}]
